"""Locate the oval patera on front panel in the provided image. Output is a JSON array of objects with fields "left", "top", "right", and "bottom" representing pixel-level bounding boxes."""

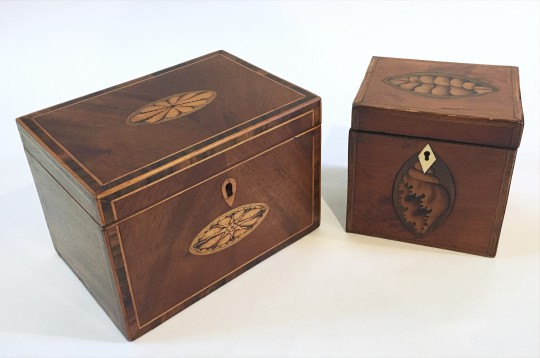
[
  {"left": 384, "top": 72, "right": 498, "bottom": 98},
  {"left": 126, "top": 90, "right": 217, "bottom": 125},
  {"left": 392, "top": 146, "right": 455, "bottom": 238},
  {"left": 189, "top": 203, "right": 269, "bottom": 255}
]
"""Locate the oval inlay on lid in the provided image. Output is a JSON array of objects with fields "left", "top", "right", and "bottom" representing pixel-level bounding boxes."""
[
  {"left": 127, "top": 90, "right": 217, "bottom": 125},
  {"left": 384, "top": 72, "right": 497, "bottom": 98}
]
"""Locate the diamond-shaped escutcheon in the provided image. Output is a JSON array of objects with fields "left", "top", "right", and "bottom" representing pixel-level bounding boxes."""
[{"left": 418, "top": 144, "right": 437, "bottom": 173}]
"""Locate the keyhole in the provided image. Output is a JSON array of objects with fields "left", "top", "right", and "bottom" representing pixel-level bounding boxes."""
[
  {"left": 225, "top": 183, "right": 233, "bottom": 197},
  {"left": 424, "top": 151, "right": 431, "bottom": 161}
]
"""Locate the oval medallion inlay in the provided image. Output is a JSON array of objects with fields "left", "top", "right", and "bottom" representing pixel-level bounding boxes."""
[
  {"left": 127, "top": 90, "right": 216, "bottom": 125},
  {"left": 392, "top": 145, "right": 455, "bottom": 237},
  {"left": 384, "top": 72, "right": 497, "bottom": 98},
  {"left": 189, "top": 203, "right": 269, "bottom": 255}
]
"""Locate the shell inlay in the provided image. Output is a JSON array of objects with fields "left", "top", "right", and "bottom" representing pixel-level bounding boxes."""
[
  {"left": 384, "top": 72, "right": 497, "bottom": 98},
  {"left": 392, "top": 146, "right": 455, "bottom": 237}
]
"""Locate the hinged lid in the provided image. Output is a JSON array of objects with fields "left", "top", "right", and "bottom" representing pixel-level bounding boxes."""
[
  {"left": 18, "top": 50, "right": 320, "bottom": 226},
  {"left": 352, "top": 56, "right": 524, "bottom": 148}
]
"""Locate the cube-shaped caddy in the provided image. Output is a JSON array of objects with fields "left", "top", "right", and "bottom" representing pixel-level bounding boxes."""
[
  {"left": 347, "top": 56, "right": 523, "bottom": 257},
  {"left": 17, "top": 51, "right": 321, "bottom": 340}
]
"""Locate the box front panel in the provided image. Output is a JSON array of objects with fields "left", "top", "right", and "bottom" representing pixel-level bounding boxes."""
[
  {"left": 347, "top": 130, "right": 516, "bottom": 256},
  {"left": 109, "top": 127, "right": 319, "bottom": 337},
  {"left": 105, "top": 110, "right": 317, "bottom": 224}
]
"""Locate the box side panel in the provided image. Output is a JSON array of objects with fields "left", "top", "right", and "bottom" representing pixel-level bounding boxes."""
[
  {"left": 24, "top": 152, "right": 127, "bottom": 337},
  {"left": 18, "top": 123, "right": 102, "bottom": 224},
  {"left": 487, "top": 149, "right": 518, "bottom": 256},
  {"left": 347, "top": 130, "right": 516, "bottom": 257},
  {"left": 105, "top": 125, "right": 320, "bottom": 340},
  {"left": 346, "top": 129, "right": 357, "bottom": 232}
]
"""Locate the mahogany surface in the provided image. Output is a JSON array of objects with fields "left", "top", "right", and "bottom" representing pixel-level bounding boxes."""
[
  {"left": 347, "top": 56, "right": 523, "bottom": 257},
  {"left": 18, "top": 50, "right": 321, "bottom": 340}
]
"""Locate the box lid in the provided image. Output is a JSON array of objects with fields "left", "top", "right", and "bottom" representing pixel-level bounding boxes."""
[
  {"left": 352, "top": 56, "right": 523, "bottom": 148},
  {"left": 18, "top": 50, "right": 320, "bottom": 225}
]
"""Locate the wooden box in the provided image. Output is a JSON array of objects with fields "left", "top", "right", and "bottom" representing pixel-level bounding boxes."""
[
  {"left": 17, "top": 51, "right": 321, "bottom": 340},
  {"left": 347, "top": 56, "right": 523, "bottom": 257}
]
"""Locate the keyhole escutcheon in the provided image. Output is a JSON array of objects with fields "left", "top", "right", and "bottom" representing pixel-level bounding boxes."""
[
  {"left": 225, "top": 183, "right": 233, "bottom": 197},
  {"left": 221, "top": 178, "right": 237, "bottom": 207},
  {"left": 418, "top": 144, "right": 436, "bottom": 173}
]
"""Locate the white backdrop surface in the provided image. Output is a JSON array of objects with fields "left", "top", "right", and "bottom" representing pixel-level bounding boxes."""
[{"left": 0, "top": 1, "right": 538, "bottom": 357}]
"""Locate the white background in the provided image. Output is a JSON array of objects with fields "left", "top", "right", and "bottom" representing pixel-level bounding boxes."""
[{"left": 0, "top": 1, "right": 538, "bottom": 357}]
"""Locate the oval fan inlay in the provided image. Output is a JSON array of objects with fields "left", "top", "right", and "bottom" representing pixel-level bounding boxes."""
[
  {"left": 189, "top": 203, "right": 269, "bottom": 255},
  {"left": 127, "top": 90, "right": 216, "bottom": 125}
]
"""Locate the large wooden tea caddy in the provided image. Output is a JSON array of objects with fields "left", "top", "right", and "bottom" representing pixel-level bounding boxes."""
[{"left": 17, "top": 51, "right": 321, "bottom": 340}]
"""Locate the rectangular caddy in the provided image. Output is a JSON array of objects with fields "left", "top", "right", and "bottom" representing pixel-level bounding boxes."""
[
  {"left": 17, "top": 51, "right": 321, "bottom": 340},
  {"left": 347, "top": 56, "right": 523, "bottom": 257}
]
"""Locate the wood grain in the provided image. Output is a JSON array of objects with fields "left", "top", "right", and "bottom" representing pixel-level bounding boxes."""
[
  {"left": 17, "top": 51, "right": 318, "bottom": 195},
  {"left": 24, "top": 151, "right": 127, "bottom": 336},
  {"left": 353, "top": 57, "right": 523, "bottom": 149},
  {"left": 348, "top": 57, "right": 522, "bottom": 257},
  {"left": 115, "top": 126, "right": 318, "bottom": 330},
  {"left": 384, "top": 72, "right": 497, "bottom": 98},
  {"left": 127, "top": 90, "right": 217, "bottom": 125},
  {"left": 189, "top": 203, "right": 270, "bottom": 255},
  {"left": 393, "top": 149, "right": 455, "bottom": 237},
  {"left": 17, "top": 51, "right": 321, "bottom": 340},
  {"left": 103, "top": 109, "right": 317, "bottom": 226},
  {"left": 347, "top": 130, "right": 518, "bottom": 257}
]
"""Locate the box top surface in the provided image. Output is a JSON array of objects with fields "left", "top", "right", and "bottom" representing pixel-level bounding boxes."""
[
  {"left": 18, "top": 51, "right": 319, "bottom": 197},
  {"left": 352, "top": 57, "right": 523, "bottom": 148}
]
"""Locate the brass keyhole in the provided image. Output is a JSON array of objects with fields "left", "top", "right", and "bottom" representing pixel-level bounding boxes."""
[{"left": 424, "top": 151, "right": 431, "bottom": 161}]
